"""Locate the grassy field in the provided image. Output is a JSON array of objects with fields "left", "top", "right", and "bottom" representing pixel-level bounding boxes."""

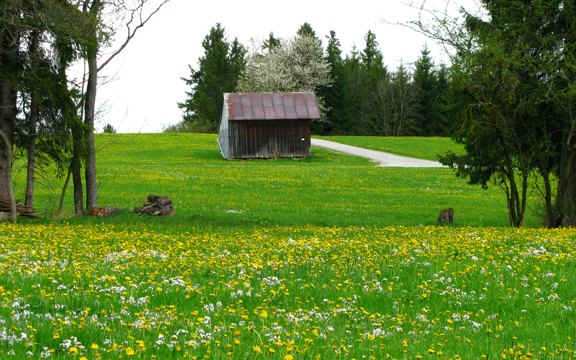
[
  {"left": 0, "top": 224, "right": 574, "bottom": 359},
  {"left": 13, "top": 134, "right": 536, "bottom": 227},
  {"left": 2, "top": 134, "right": 574, "bottom": 359},
  {"left": 316, "top": 136, "right": 466, "bottom": 161}
]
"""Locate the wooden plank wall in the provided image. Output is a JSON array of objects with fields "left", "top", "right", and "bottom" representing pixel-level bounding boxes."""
[{"left": 228, "top": 120, "right": 311, "bottom": 159}]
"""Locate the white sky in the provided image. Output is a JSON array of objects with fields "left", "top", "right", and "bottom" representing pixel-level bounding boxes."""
[{"left": 90, "top": 0, "right": 478, "bottom": 133}]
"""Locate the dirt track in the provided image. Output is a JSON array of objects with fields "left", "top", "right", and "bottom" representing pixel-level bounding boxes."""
[{"left": 311, "top": 139, "right": 446, "bottom": 168}]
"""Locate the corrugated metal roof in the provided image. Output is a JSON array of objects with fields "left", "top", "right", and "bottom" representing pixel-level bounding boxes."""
[{"left": 225, "top": 92, "right": 320, "bottom": 121}]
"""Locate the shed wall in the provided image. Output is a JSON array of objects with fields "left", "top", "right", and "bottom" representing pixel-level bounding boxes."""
[
  {"left": 228, "top": 120, "right": 311, "bottom": 159},
  {"left": 218, "top": 94, "right": 230, "bottom": 159}
]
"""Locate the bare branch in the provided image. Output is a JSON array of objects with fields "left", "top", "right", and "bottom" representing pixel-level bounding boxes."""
[
  {"left": 98, "top": 0, "right": 170, "bottom": 72},
  {"left": 381, "top": 0, "right": 484, "bottom": 59}
]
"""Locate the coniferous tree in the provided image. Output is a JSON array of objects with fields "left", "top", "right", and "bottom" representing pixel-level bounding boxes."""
[
  {"left": 179, "top": 24, "right": 246, "bottom": 132},
  {"left": 340, "top": 49, "right": 363, "bottom": 135},
  {"left": 297, "top": 23, "right": 317, "bottom": 38},
  {"left": 262, "top": 32, "right": 281, "bottom": 53},
  {"left": 433, "top": 64, "right": 453, "bottom": 136},
  {"left": 228, "top": 38, "right": 247, "bottom": 90},
  {"left": 359, "top": 30, "right": 388, "bottom": 135},
  {"left": 412, "top": 47, "right": 438, "bottom": 135},
  {"left": 318, "top": 31, "right": 346, "bottom": 134},
  {"left": 383, "top": 64, "right": 418, "bottom": 136}
]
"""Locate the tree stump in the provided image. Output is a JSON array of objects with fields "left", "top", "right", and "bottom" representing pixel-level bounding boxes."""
[
  {"left": 134, "top": 195, "right": 174, "bottom": 216},
  {"left": 437, "top": 208, "right": 454, "bottom": 225}
]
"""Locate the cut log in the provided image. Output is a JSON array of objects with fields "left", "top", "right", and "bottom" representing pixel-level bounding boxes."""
[
  {"left": 135, "top": 194, "right": 174, "bottom": 216},
  {"left": 0, "top": 200, "right": 38, "bottom": 218},
  {"left": 89, "top": 207, "right": 123, "bottom": 217}
]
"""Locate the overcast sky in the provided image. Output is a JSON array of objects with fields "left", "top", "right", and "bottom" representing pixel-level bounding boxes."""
[{"left": 90, "top": 0, "right": 478, "bottom": 133}]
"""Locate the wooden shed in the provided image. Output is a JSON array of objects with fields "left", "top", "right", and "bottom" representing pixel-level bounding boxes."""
[{"left": 218, "top": 92, "right": 320, "bottom": 159}]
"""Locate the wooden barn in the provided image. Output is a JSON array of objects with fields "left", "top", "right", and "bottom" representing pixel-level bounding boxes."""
[{"left": 218, "top": 92, "right": 320, "bottom": 160}]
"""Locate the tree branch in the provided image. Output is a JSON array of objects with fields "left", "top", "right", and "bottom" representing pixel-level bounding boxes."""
[{"left": 98, "top": 0, "right": 170, "bottom": 72}]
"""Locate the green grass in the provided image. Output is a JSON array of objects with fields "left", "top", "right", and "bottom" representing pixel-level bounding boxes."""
[
  {"left": 0, "top": 224, "right": 574, "bottom": 359},
  {"left": 12, "top": 133, "right": 538, "bottom": 228},
  {"left": 2, "top": 133, "right": 571, "bottom": 359},
  {"left": 316, "top": 135, "right": 466, "bottom": 161}
]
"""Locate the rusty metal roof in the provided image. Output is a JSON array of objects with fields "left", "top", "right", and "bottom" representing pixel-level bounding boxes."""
[{"left": 225, "top": 92, "right": 320, "bottom": 121}]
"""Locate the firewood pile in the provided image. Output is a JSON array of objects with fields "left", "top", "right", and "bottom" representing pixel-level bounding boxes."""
[
  {"left": 89, "top": 207, "right": 123, "bottom": 217},
  {"left": 134, "top": 195, "right": 174, "bottom": 216},
  {"left": 0, "top": 200, "right": 38, "bottom": 218}
]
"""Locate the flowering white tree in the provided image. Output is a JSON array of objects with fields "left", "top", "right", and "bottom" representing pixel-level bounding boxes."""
[{"left": 238, "top": 35, "right": 332, "bottom": 93}]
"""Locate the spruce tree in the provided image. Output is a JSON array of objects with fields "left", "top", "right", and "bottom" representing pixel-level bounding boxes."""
[
  {"left": 387, "top": 64, "right": 418, "bottom": 136},
  {"left": 341, "top": 49, "right": 363, "bottom": 135},
  {"left": 319, "top": 31, "right": 346, "bottom": 134},
  {"left": 413, "top": 46, "right": 443, "bottom": 135},
  {"left": 179, "top": 24, "right": 246, "bottom": 132},
  {"left": 359, "top": 30, "right": 387, "bottom": 135},
  {"left": 297, "top": 23, "right": 317, "bottom": 38},
  {"left": 262, "top": 32, "right": 281, "bottom": 53}
]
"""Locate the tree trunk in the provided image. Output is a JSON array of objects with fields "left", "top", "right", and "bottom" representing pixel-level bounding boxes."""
[
  {"left": 25, "top": 135, "right": 36, "bottom": 208},
  {"left": 556, "top": 145, "right": 576, "bottom": 226},
  {"left": 25, "top": 96, "right": 39, "bottom": 209},
  {"left": 541, "top": 170, "right": 556, "bottom": 228},
  {"left": 0, "top": 27, "right": 17, "bottom": 221},
  {"left": 24, "top": 30, "right": 41, "bottom": 209},
  {"left": 84, "top": 48, "right": 98, "bottom": 212},
  {"left": 72, "top": 132, "right": 84, "bottom": 215},
  {"left": 0, "top": 129, "right": 16, "bottom": 222},
  {"left": 82, "top": 0, "right": 102, "bottom": 213},
  {"left": 503, "top": 170, "right": 527, "bottom": 228},
  {"left": 54, "top": 165, "right": 72, "bottom": 219},
  {"left": 0, "top": 82, "right": 14, "bottom": 206}
]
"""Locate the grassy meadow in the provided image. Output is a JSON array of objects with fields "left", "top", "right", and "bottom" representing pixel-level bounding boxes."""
[
  {"left": 13, "top": 133, "right": 534, "bottom": 228},
  {"left": 1, "top": 134, "right": 574, "bottom": 359}
]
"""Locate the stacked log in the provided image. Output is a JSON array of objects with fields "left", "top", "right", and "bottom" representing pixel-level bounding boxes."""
[
  {"left": 89, "top": 207, "right": 123, "bottom": 217},
  {"left": 0, "top": 200, "right": 38, "bottom": 218},
  {"left": 134, "top": 195, "right": 174, "bottom": 216}
]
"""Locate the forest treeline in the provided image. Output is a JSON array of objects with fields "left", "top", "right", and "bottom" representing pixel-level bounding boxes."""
[{"left": 174, "top": 23, "right": 456, "bottom": 137}]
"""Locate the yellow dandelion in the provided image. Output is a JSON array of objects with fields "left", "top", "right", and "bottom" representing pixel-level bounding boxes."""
[
  {"left": 125, "top": 347, "right": 135, "bottom": 356},
  {"left": 252, "top": 345, "right": 262, "bottom": 353}
]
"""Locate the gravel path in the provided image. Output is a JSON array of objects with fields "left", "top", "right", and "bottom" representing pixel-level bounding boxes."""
[{"left": 311, "top": 138, "right": 446, "bottom": 168}]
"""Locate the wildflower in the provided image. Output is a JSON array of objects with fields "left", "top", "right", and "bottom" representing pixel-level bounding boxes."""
[{"left": 125, "top": 347, "right": 135, "bottom": 356}]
